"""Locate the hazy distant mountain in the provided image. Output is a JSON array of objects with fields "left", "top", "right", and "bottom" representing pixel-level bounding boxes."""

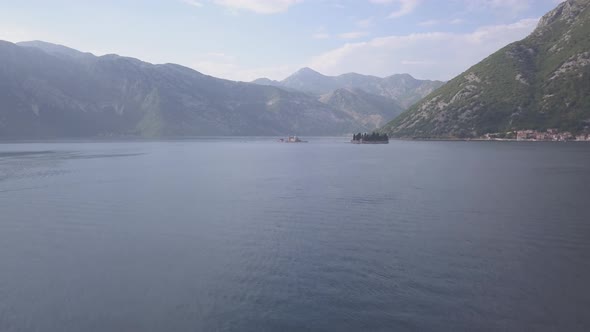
[
  {"left": 0, "top": 41, "right": 376, "bottom": 138},
  {"left": 319, "top": 88, "right": 404, "bottom": 130},
  {"left": 251, "top": 77, "right": 282, "bottom": 87},
  {"left": 382, "top": 0, "right": 590, "bottom": 138},
  {"left": 280, "top": 68, "right": 341, "bottom": 94},
  {"left": 253, "top": 68, "right": 444, "bottom": 108},
  {"left": 17, "top": 40, "right": 94, "bottom": 60}
]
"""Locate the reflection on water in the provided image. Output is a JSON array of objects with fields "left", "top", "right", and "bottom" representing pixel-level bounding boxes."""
[
  {"left": 1, "top": 139, "right": 589, "bottom": 332},
  {"left": 0, "top": 149, "right": 145, "bottom": 181},
  {"left": 0, "top": 151, "right": 56, "bottom": 158}
]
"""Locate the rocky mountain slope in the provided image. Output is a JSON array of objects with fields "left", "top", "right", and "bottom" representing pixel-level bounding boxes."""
[
  {"left": 382, "top": 0, "right": 590, "bottom": 138},
  {"left": 253, "top": 68, "right": 444, "bottom": 109},
  {"left": 0, "top": 41, "right": 374, "bottom": 138},
  {"left": 319, "top": 88, "right": 404, "bottom": 129}
]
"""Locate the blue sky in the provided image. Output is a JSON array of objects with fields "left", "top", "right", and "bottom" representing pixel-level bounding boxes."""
[{"left": 0, "top": 0, "right": 562, "bottom": 81}]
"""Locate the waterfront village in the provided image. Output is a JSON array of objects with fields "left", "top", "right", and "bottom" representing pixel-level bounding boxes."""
[{"left": 482, "top": 129, "right": 590, "bottom": 141}]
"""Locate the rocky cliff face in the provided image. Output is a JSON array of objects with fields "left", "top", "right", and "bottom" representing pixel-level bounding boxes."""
[
  {"left": 382, "top": 0, "right": 590, "bottom": 138},
  {"left": 536, "top": 0, "right": 586, "bottom": 29}
]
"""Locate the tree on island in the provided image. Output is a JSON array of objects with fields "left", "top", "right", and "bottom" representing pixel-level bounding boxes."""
[{"left": 352, "top": 132, "right": 389, "bottom": 142}]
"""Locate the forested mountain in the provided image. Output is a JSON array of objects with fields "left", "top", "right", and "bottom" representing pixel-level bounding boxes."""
[{"left": 382, "top": 0, "right": 590, "bottom": 138}]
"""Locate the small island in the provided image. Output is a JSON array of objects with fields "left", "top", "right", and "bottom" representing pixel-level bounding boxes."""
[{"left": 351, "top": 132, "right": 389, "bottom": 144}]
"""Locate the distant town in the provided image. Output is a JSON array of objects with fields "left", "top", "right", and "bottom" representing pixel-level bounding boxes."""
[{"left": 482, "top": 129, "right": 590, "bottom": 142}]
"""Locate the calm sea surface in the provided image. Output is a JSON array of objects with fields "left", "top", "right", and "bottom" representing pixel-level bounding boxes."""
[{"left": 1, "top": 138, "right": 589, "bottom": 331}]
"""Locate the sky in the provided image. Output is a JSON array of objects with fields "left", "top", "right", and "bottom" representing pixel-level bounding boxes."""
[{"left": 0, "top": 0, "right": 563, "bottom": 82}]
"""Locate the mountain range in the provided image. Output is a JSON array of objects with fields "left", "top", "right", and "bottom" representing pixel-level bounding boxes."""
[
  {"left": 0, "top": 41, "right": 411, "bottom": 138},
  {"left": 382, "top": 0, "right": 590, "bottom": 138},
  {"left": 2, "top": 0, "right": 589, "bottom": 140},
  {"left": 319, "top": 88, "right": 404, "bottom": 129},
  {"left": 253, "top": 68, "right": 444, "bottom": 109},
  {"left": 0, "top": 41, "right": 434, "bottom": 138}
]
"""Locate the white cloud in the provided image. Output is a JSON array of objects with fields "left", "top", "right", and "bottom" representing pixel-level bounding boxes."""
[
  {"left": 368, "top": 0, "right": 394, "bottom": 4},
  {"left": 463, "top": 0, "right": 533, "bottom": 15},
  {"left": 418, "top": 19, "right": 439, "bottom": 26},
  {"left": 389, "top": 0, "right": 420, "bottom": 18},
  {"left": 322, "top": 0, "right": 347, "bottom": 9},
  {"left": 181, "top": 0, "right": 203, "bottom": 7},
  {"left": 401, "top": 60, "right": 435, "bottom": 65},
  {"left": 338, "top": 31, "right": 368, "bottom": 39},
  {"left": 190, "top": 52, "right": 299, "bottom": 81},
  {"left": 312, "top": 33, "right": 331, "bottom": 39},
  {"left": 203, "top": 52, "right": 236, "bottom": 61},
  {"left": 356, "top": 17, "right": 375, "bottom": 29},
  {"left": 312, "top": 26, "right": 331, "bottom": 39},
  {"left": 211, "top": 0, "right": 303, "bottom": 14},
  {"left": 419, "top": 18, "right": 466, "bottom": 26},
  {"left": 308, "top": 18, "right": 539, "bottom": 80},
  {"left": 0, "top": 24, "right": 35, "bottom": 43},
  {"left": 369, "top": 0, "right": 421, "bottom": 18}
]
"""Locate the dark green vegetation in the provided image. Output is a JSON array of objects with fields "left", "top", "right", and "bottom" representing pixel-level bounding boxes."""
[
  {"left": 382, "top": 0, "right": 590, "bottom": 138},
  {"left": 352, "top": 132, "right": 389, "bottom": 143}
]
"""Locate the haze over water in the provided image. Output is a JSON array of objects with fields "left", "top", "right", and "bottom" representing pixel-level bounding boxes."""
[{"left": 1, "top": 138, "right": 589, "bottom": 331}]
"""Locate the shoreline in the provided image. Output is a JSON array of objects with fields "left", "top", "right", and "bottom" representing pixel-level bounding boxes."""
[{"left": 389, "top": 138, "right": 590, "bottom": 142}]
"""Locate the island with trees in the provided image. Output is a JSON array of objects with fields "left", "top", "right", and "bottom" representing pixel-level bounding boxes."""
[{"left": 351, "top": 132, "right": 389, "bottom": 144}]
